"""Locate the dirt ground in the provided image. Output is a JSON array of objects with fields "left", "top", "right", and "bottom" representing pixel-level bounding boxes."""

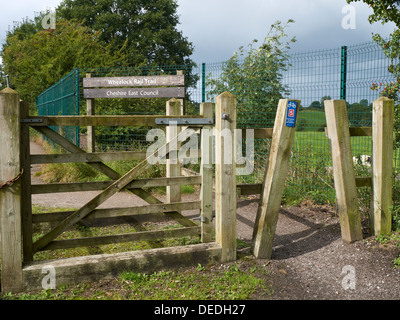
[{"left": 30, "top": 142, "right": 400, "bottom": 300}]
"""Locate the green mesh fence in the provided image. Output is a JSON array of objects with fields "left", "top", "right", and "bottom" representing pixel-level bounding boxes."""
[
  {"left": 36, "top": 68, "right": 80, "bottom": 146},
  {"left": 35, "top": 40, "right": 400, "bottom": 207}
]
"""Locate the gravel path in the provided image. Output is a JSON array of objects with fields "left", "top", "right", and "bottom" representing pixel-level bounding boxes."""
[{"left": 30, "top": 141, "right": 400, "bottom": 300}]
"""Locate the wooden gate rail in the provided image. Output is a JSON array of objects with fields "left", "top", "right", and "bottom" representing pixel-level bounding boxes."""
[
  {"left": 32, "top": 201, "right": 202, "bottom": 223},
  {"left": 40, "top": 226, "right": 201, "bottom": 251},
  {"left": 31, "top": 176, "right": 202, "bottom": 194},
  {"left": 22, "top": 115, "right": 204, "bottom": 127}
]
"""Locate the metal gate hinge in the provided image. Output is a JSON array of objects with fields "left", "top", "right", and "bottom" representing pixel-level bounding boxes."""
[{"left": 156, "top": 118, "right": 214, "bottom": 126}]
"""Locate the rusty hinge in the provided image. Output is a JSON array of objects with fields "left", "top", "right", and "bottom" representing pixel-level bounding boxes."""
[{"left": 0, "top": 169, "right": 24, "bottom": 190}]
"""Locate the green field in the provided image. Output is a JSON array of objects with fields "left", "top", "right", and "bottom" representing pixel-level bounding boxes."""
[
  {"left": 293, "top": 131, "right": 372, "bottom": 159},
  {"left": 297, "top": 109, "right": 327, "bottom": 129}
]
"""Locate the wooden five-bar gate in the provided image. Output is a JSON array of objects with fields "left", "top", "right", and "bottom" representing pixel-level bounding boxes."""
[{"left": 0, "top": 74, "right": 246, "bottom": 293}]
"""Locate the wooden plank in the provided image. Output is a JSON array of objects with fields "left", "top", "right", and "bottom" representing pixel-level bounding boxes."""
[
  {"left": 349, "top": 127, "right": 372, "bottom": 137},
  {"left": 215, "top": 92, "right": 237, "bottom": 263},
  {"left": 237, "top": 183, "right": 262, "bottom": 195},
  {"left": 31, "top": 149, "right": 200, "bottom": 164},
  {"left": 181, "top": 167, "right": 200, "bottom": 176},
  {"left": 83, "top": 75, "right": 185, "bottom": 88},
  {"left": 372, "top": 97, "right": 394, "bottom": 235},
  {"left": 22, "top": 243, "right": 222, "bottom": 292},
  {"left": 244, "top": 128, "right": 274, "bottom": 139},
  {"left": 20, "top": 101, "right": 34, "bottom": 262},
  {"left": 31, "top": 151, "right": 147, "bottom": 164},
  {"left": 83, "top": 87, "right": 185, "bottom": 99},
  {"left": 31, "top": 176, "right": 202, "bottom": 194},
  {"left": 32, "top": 127, "right": 193, "bottom": 252},
  {"left": 26, "top": 115, "right": 201, "bottom": 127},
  {"left": 252, "top": 99, "right": 301, "bottom": 259},
  {"left": 355, "top": 177, "right": 372, "bottom": 188},
  {"left": 324, "top": 100, "right": 363, "bottom": 243},
  {"left": 42, "top": 226, "right": 201, "bottom": 251},
  {"left": 0, "top": 88, "right": 23, "bottom": 293},
  {"left": 200, "top": 102, "right": 214, "bottom": 243},
  {"left": 32, "top": 201, "right": 201, "bottom": 223},
  {"left": 166, "top": 99, "right": 182, "bottom": 211}
]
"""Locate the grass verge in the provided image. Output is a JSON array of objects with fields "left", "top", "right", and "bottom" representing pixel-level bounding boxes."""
[{"left": 1, "top": 253, "right": 272, "bottom": 300}]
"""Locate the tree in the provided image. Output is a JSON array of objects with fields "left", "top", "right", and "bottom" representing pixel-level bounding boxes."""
[
  {"left": 0, "top": 65, "right": 6, "bottom": 90},
  {"left": 309, "top": 101, "right": 321, "bottom": 109},
  {"left": 320, "top": 96, "right": 331, "bottom": 110},
  {"left": 359, "top": 99, "right": 369, "bottom": 107},
  {"left": 1, "top": 19, "right": 124, "bottom": 105},
  {"left": 206, "top": 20, "right": 296, "bottom": 127},
  {"left": 347, "top": 0, "right": 400, "bottom": 148},
  {"left": 57, "top": 0, "right": 195, "bottom": 68},
  {"left": 346, "top": 0, "right": 400, "bottom": 27}
]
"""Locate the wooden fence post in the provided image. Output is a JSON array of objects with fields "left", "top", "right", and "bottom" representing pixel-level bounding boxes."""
[
  {"left": 177, "top": 70, "right": 185, "bottom": 115},
  {"left": 20, "top": 101, "right": 33, "bottom": 262},
  {"left": 252, "top": 99, "right": 300, "bottom": 259},
  {"left": 166, "top": 99, "right": 182, "bottom": 208},
  {"left": 372, "top": 97, "right": 394, "bottom": 235},
  {"left": 0, "top": 88, "right": 23, "bottom": 293},
  {"left": 215, "top": 92, "right": 237, "bottom": 262},
  {"left": 324, "top": 100, "right": 363, "bottom": 242},
  {"left": 86, "top": 73, "right": 96, "bottom": 152},
  {"left": 200, "top": 102, "right": 214, "bottom": 243}
]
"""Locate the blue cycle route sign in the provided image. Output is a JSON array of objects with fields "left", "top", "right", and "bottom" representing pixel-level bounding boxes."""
[{"left": 285, "top": 101, "right": 298, "bottom": 128}]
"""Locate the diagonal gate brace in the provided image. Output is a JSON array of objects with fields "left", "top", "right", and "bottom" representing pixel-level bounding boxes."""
[
  {"left": 33, "top": 127, "right": 196, "bottom": 226},
  {"left": 33, "top": 127, "right": 194, "bottom": 252}
]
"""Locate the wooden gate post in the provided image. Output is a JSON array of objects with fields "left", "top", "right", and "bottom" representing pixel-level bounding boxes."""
[
  {"left": 0, "top": 88, "right": 23, "bottom": 293},
  {"left": 86, "top": 73, "right": 96, "bottom": 153},
  {"left": 324, "top": 100, "right": 363, "bottom": 242},
  {"left": 20, "top": 101, "right": 33, "bottom": 262},
  {"left": 372, "top": 97, "right": 394, "bottom": 235},
  {"left": 252, "top": 99, "right": 300, "bottom": 259},
  {"left": 166, "top": 99, "right": 182, "bottom": 208},
  {"left": 215, "top": 92, "right": 237, "bottom": 262},
  {"left": 200, "top": 102, "right": 214, "bottom": 243}
]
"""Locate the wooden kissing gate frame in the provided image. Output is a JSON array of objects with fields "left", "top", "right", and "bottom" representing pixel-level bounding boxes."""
[{"left": 1, "top": 77, "right": 394, "bottom": 293}]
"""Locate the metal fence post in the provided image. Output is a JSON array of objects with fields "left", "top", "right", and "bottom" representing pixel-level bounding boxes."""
[
  {"left": 340, "top": 46, "right": 347, "bottom": 101},
  {"left": 76, "top": 68, "right": 81, "bottom": 148},
  {"left": 202, "top": 63, "right": 206, "bottom": 103}
]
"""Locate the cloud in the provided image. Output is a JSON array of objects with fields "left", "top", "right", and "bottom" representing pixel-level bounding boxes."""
[
  {"left": 176, "top": 0, "right": 396, "bottom": 62},
  {"left": 0, "top": 0, "right": 60, "bottom": 44},
  {"left": 0, "top": 0, "right": 397, "bottom": 64}
]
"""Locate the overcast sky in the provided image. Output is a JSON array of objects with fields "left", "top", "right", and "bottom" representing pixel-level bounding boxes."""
[{"left": 0, "top": 0, "right": 396, "bottom": 63}]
